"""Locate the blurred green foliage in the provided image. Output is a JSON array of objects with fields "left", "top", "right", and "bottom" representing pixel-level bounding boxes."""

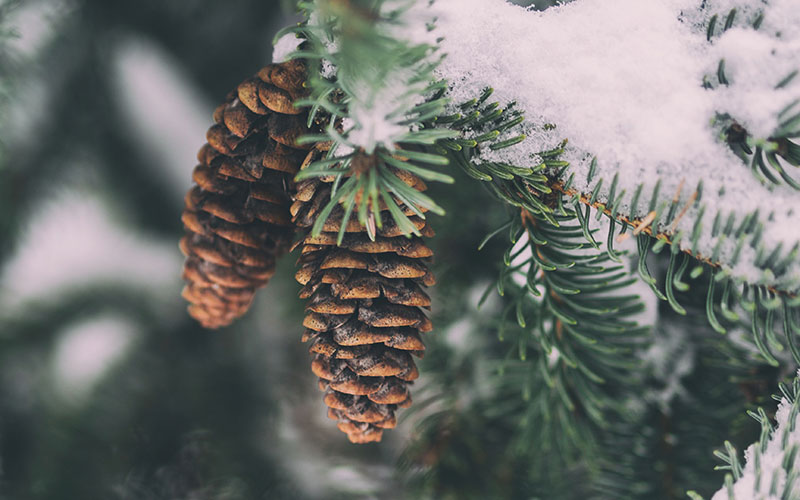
[{"left": 0, "top": 1, "right": 308, "bottom": 498}]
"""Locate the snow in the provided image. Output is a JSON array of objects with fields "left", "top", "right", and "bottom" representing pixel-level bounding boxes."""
[
  {"left": 5, "top": 0, "right": 68, "bottom": 58},
  {"left": 112, "top": 36, "right": 211, "bottom": 196},
  {"left": 439, "top": 0, "right": 713, "bottom": 170},
  {"left": 345, "top": 69, "right": 424, "bottom": 153},
  {"left": 0, "top": 190, "right": 181, "bottom": 311},
  {"left": 300, "top": 0, "right": 441, "bottom": 153},
  {"left": 272, "top": 32, "right": 301, "bottom": 63},
  {"left": 712, "top": 27, "right": 800, "bottom": 139},
  {"left": 710, "top": 369, "right": 800, "bottom": 500},
  {"left": 51, "top": 315, "right": 137, "bottom": 404},
  {"left": 641, "top": 323, "right": 695, "bottom": 412},
  {"left": 423, "top": 0, "right": 800, "bottom": 292}
]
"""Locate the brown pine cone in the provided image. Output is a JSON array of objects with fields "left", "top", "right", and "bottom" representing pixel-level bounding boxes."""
[
  {"left": 180, "top": 59, "right": 314, "bottom": 328},
  {"left": 292, "top": 144, "right": 436, "bottom": 443}
]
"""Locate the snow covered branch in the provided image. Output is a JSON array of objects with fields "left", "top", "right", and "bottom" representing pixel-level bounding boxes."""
[
  {"left": 432, "top": 0, "right": 800, "bottom": 296},
  {"left": 688, "top": 370, "right": 800, "bottom": 500}
]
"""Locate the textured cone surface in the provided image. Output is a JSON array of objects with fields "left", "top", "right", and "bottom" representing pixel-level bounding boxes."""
[
  {"left": 181, "top": 60, "right": 314, "bottom": 328},
  {"left": 293, "top": 145, "right": 435, "bottom": 443}
]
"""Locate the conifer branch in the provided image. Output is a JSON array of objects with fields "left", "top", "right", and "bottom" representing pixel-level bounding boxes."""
[
  {"left": 446, "top": 205, "right": 651, "bottom": 461},
  {"left": 431, "top": 83, "right": 800, "bottom": 368},
  {"left": 688, "top": 371, "right": 800, "bottom": 500},
  {"left": 421, "top": 0, "right": 800, "bottom": 309},
  {"left": 278, "top": 0, "right": 456, "bottom": 239}
]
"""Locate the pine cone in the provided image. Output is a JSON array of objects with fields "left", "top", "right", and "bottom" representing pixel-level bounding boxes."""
[
  {"left": 292, "top": 144, "right": 436, "bottom": 443},
  {"left": 180, "top": 60, "right": 313, "bottom": 328}
]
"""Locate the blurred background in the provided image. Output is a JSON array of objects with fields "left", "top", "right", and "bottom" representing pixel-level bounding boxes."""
[{"left": 4, "top": 1, "right": 755, "bottom": 499}]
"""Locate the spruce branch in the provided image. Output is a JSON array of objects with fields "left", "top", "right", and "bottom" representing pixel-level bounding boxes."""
[
  {"left": 688, "top": 370, "right": 800, "bottom": 500},
  {"left": 279, "top": 0, "right": 456, "bottom": 239},
  {"left": 428, "top": 81, "right": 800, "bottom": 368},
  {"left": 399, "top": 292, "right": 608, "bottom": 498},
  {"left": 399, "top": 221, "right": 779, "bottom": 499},
  {"left": 273, "top": 0, "right": 800, "bottom": 468},
  {"left": 453, "top": 204, "right": 650, "bottom": 460},
  {"left": 421, "top": 0, "right": 800, "bottom": 317},
  {"left": 550, "top": 180, "right": 800, "bottom": 367}
]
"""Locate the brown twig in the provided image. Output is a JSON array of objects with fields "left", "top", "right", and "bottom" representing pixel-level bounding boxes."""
[{"left": 548, "top": 181, "right": 797, "bottom": 298}]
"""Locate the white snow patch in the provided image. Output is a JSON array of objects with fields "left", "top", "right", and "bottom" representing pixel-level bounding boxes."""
[
  {"left": 111, "top": 36, "right": 212, "bottom": 196},
  {"left": 51, "top": 315, "right": 136, "bottom": 403},
  {"left": 6, "top": 0, "right": 69, "bottom": 58},
  {"left": 304, "top": 0, "right": 441, "bottom": 152},
  {"left": 641, "top": 324, "right": 694, "bottom": 411},
  {"left": 436, "top": 0, "right": 714, "bottom": 170},
  {"left": 346, "top": 68, "right": 424, "bottom": 153},
  {"left": 272, "top": 32, "right": 302, "bottom": 63},
  {"left": 0, "top": 190, "right": 181, "bottom": 310},
  {"left": 711, "top": 24, "right": 800, "bottom": 138}
]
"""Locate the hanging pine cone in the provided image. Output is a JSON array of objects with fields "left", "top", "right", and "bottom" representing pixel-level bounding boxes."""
[
  {"left": 291, "top": 145, "right": 436, "bottom": 443},
  {"left": 180, "top": 59, "right": 313, "bottom": 328}
]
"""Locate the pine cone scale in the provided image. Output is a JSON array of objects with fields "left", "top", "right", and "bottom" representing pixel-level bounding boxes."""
[{"left": 237, "top": 78, "right": 271, "bottom": 115}]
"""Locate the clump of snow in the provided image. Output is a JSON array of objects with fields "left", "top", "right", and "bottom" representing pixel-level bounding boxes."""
[
  {"left": 51, "top": 315, "right": 137, "bottom": 404},
  {"left": 711, "top": 20, "right": 800, "bottom": 138},
  {"left": 435, "top": 0, "right": 715, "bottom": 172},
  {"left": 641, "top": 324, "right": 695, "bottom": 412},
  {"left": 346, "top": 68, "right": 426, "bottom": 153},
  {"left": 302, "top": 0, "right": 441, "bottom": 153},
  {"left": 711, "top": 369, "right": 800, "bottom": 500},
  {"left": 272, "top": 32, "right": 302, "bottom": 63},
  {"left": 422, "top": 0, "right": 800, "bottom": 292},
  {"left": 6, "top": 0, "right": 69, "bottom": 58}
]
